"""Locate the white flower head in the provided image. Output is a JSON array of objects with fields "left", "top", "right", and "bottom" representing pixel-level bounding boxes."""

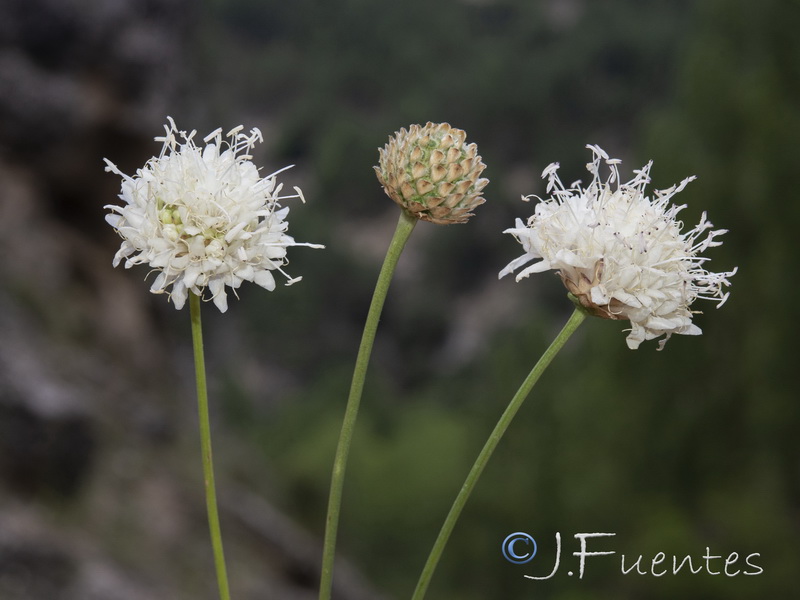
[
  {"left": 105, "top": 117, "right": 323, "bottom": 312},
  {"left": 500, "top": 144, "right": 736, "bottom": 350}
]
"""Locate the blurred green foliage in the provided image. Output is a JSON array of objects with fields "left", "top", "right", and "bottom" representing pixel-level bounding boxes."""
[{"left": 197, "top": 0, "right": 798, "bottom": 598}]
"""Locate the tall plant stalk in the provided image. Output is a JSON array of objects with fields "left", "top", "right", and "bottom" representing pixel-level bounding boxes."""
[
  {"left": 411, "top": 306, "right": 587, "bottom": 599},
  {"left": 190, "top": 292, "right": 232, "bottom": 600},
  {"left": 319, "top": 210, "right": 417, "bottom": 600}
]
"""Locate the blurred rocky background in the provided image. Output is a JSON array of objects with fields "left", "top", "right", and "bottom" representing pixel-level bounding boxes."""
[{"left": 1, "top": 0, "right": 798, "bottom": 599}]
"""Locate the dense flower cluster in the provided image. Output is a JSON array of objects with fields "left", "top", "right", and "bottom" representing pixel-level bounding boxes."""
[
  {"left": 105, "top": 117, "right": 322, "bottom": 312},
  {"left": 500, "top": 145, "right": 736, "bottom": 349}
]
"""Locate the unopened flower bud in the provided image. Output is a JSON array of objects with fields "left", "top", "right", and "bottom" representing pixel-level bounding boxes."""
[{"left": 374, "top": 122, "right": 488, "bottom": 224}]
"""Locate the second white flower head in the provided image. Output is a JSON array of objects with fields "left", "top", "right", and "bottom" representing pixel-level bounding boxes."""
[
  {"left": 105, "top": 117, "right": 323, "bottom": 312},
  {"left": 500, "top": 145, "right": 736, "bottom": 349}
]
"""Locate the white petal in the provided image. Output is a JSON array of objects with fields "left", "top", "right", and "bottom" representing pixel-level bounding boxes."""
[
  {"left": 625, "top": 325, "right": 646, "bottom": 350},
  {"left": 171, "top": 283, "right": 188, "bottom": 310},
  {"left": 254, "top": 270, "right": 276, "bottom": 291},
  {"left": 514, "top": 260, "right": 552, "bottom": 281},
  {"left": 499, "top": 254, "right": 535, "bottom": 279},
  {"left": 208, "top": 278, "right": 228, "bottom": 312}
]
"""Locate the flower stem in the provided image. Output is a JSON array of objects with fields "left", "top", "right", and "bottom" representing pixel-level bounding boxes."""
[
  {"left": 319, "top": 210, "right": 417, "bottom": 600},
  {"left": 189, "top": 292, "right": 232, "bottom": 600},
  {"left": 411, "top": 306, "right": 587, "bottom": 600}
]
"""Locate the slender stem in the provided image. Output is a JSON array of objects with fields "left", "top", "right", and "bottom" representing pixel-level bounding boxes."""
[
  {"left": 411, "top": 307, "right": 587, "bottom": 600},
  {"left": 319, "top": 210, "right": 417, "bottom": 600},
  {"left": 190, "top": 292, "right": 232, "bottom": 600}
]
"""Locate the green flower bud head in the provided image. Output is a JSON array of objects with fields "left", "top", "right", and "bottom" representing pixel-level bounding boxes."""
[{"left": 374, "top": 122, "right": 489, "bottom": 225}]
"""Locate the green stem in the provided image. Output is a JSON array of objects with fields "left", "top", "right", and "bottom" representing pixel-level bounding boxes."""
[
  {"left": 319, "top": 210, "right": 417, "bottom": 600},
  {"left": 190, "top": 292, "right": 232, "bottom": 600},
  {"left": 411, "top": 306, "right": 587, "bottom": 600}
]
